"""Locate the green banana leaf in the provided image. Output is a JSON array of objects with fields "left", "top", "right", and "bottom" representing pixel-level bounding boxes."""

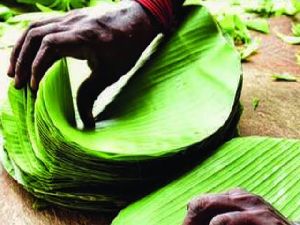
[
  {"left": 0, "top": 5, "right": 242, "bottom": 211},
  {"left": 112, "top": 137, "right": 300, "bottom": 225}
]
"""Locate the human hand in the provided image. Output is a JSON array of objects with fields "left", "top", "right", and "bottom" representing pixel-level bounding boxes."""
[
  {"left": 7, "top": 0, "right": 158, "bottom": 128},
  {"left": 183, "top": 189, "right": 292, "bottom": 225}
]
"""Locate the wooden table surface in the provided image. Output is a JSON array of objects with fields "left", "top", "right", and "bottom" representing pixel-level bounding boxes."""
[{"left": 0, "top": 16, "right": 299, "bottom": 225}]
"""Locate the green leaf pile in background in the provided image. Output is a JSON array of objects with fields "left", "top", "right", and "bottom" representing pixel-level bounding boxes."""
[
  {"left": 0, "top": 6, "right": 242, "bottom": 212},
  {"left": 15, "top": 0, "right": 89, "bottom": 11},
  {"left": 191, "top": 0, "right": 300, "bottom": 57},
  {"left": 112, "top": 137, "right": 300, "bottom": 225},
  {"left": 0, "top": 4, "right": 14, "bottom": 21}
]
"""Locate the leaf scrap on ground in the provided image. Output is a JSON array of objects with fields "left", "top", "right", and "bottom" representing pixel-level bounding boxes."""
[
  {"left": 272, "top": 73, "right": 298, "bottom": 82},
  {"left": 274, "top": 21, "right": 300, "bottom": 45},
  {"left": 296, "top": 53, "right": 300, "bottom": 65},
  {"left": 292, "top": 23, "right": 300, "bottom": 36},
  {"left": 245, "top": 18, "right": 270, "bottom": 34},
  {"left": 217, "top": 13, "right": 252, "bottom": 44},
  {"left": 239, "top": 39, "right": 261, "bottom": 61},
  {"left": 252, "top": 97, "right": 260, "bottom": 111},
  {"left": 275, "top": 30, "right": 300, "bottom": 45}
]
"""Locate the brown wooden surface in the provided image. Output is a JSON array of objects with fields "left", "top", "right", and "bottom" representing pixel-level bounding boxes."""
[
  {"left": 0, "top": 16, "right": 299, "bottom": 225},
  {"left": 239, "top": 16, "right": 300, "bottom": 138}
]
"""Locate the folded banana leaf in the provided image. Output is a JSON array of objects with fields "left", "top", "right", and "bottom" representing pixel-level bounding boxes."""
[
  {"left": 0, "top": 5, "right": 242, "bottom": 212},
  {"left": 112, "top": 137, "right": 300, "bottom": 224}
]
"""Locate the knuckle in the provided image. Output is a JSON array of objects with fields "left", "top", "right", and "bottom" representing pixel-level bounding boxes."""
[
  {"left": 188, "top": 195, "right": 211, "bottom": 212},
  {"left": 74, "top": 27, "right": 100, "bottom": 44},
  {"left": 82, "top": 28, "right": 98, "bottom": 40},
  {"left": 251, "top": 209, "right": 286, "bottom": 224},
  {"left": 231, "top": 193, "right": 265, "bottom": 207},
  {"left": 28, "top": 22, "right": 38, "bottom": 29},
  {"left": 97, "top": 14, "right": 113, "bottom": 24},
  {"left": 27, "top": 29, "right": 40, "bottom": 41},
  {"left": 15, "top": 59, "right": 22, "bottom": 74},
  {"left": 251, "top": 209, "right": 274, "bottom": 219},
  {"left": 256, "top": 209, "right": 272, "bottom": 216},
  {"left": 28, "top": 21, "right": 44, "bottom": 30},
  {"left": 42, "top": 35, "right": 55, "bottom": 48}
]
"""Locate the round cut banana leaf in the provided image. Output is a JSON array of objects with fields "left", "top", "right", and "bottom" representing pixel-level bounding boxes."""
[
  {"left": 112, "top": 137, "right": 300, "bottom": 225},
  {"left": 0, "top": 5, "right": 242, "bottom": 211}
]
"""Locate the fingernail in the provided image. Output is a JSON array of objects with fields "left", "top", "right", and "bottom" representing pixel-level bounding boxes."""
[
  {"left": 14, "top": 76, "right": 21, "bottom": 89},
  {"left": 30, "top": 78, "right": 36, "bottom": 90},
  {"left": 7, "top": 64, "right": 14, "bottom": 77}
]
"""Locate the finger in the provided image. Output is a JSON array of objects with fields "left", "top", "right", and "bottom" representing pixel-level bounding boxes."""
[
  {"left": 209, "top": 211, "right": 247, "bottom": 225},
  {"left": 77, "top": 67, "right": 120, "bottom": 129},
  {"left": 209, "top": 211, "right": 254, "bottom": 225},
  {"left": 14, "top": 23, "right": 66, "bottom": 89},
  {"left": 209, "top": 210, "right": 290, "bottom": 225},
  {"left": 187, "top": 194, "right": 242, "bottom": 212},
  {"left": 228, "top": 192, "right": 270, "bottom": 210},
  {"left": 31, "top": 31, "right": 80, "bottom": 90},
  {"left": 8, "top": 17, "right": 63, "bottom": 77},
  {"left": 77, "top": 75, "right": 100, "bottom": 129},
  {"left": 183, "top": 194, "right": 242, "bottom": 225}
]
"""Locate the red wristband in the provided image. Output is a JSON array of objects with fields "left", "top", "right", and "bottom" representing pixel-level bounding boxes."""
[{"left": 135, "top": 0, "right": 174, "bottom": 31}]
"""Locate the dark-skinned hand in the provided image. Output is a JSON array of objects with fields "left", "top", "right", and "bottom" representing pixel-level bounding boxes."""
[
  {"left": 183, "top": 189, "right": 293, "bottom": 225},
  {"left": 7, "top": 0, "right": 159, "bottom": 128}
]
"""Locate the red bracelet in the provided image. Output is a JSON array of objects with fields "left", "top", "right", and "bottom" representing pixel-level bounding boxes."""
[{"left": 135, "top": 0, "right": 174, "bottom": 31}]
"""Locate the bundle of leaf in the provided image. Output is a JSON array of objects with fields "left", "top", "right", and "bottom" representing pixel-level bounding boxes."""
[
  {"left": 112, "top": 137, "right": 300, "bottom": 225},
  {"left": 0, "top": 6, "right": 242, "bottom": 212},
  {"left": 14, "top": 0, "right": 89, "bottom": 11}
]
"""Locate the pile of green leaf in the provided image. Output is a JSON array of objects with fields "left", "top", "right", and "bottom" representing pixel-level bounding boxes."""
[
  {"left": 193, "top": 0, "right": 300, "bottom": 60},
  {"left": 15, "top": 0, "right": 89, "bottom": 11},
  {"left": 0, "top": 4, "right": 14, "bottom": 21},
  {"left": 112, "top": 137, "right": 300, "bottom": 224},
  {"left": 0, "top": 6, "right": 242, "bottom": 212}
]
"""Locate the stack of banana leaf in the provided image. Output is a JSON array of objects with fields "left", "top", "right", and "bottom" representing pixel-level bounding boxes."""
[{"left": 0, "top": 5, "right": 242, "bottom": 212}]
